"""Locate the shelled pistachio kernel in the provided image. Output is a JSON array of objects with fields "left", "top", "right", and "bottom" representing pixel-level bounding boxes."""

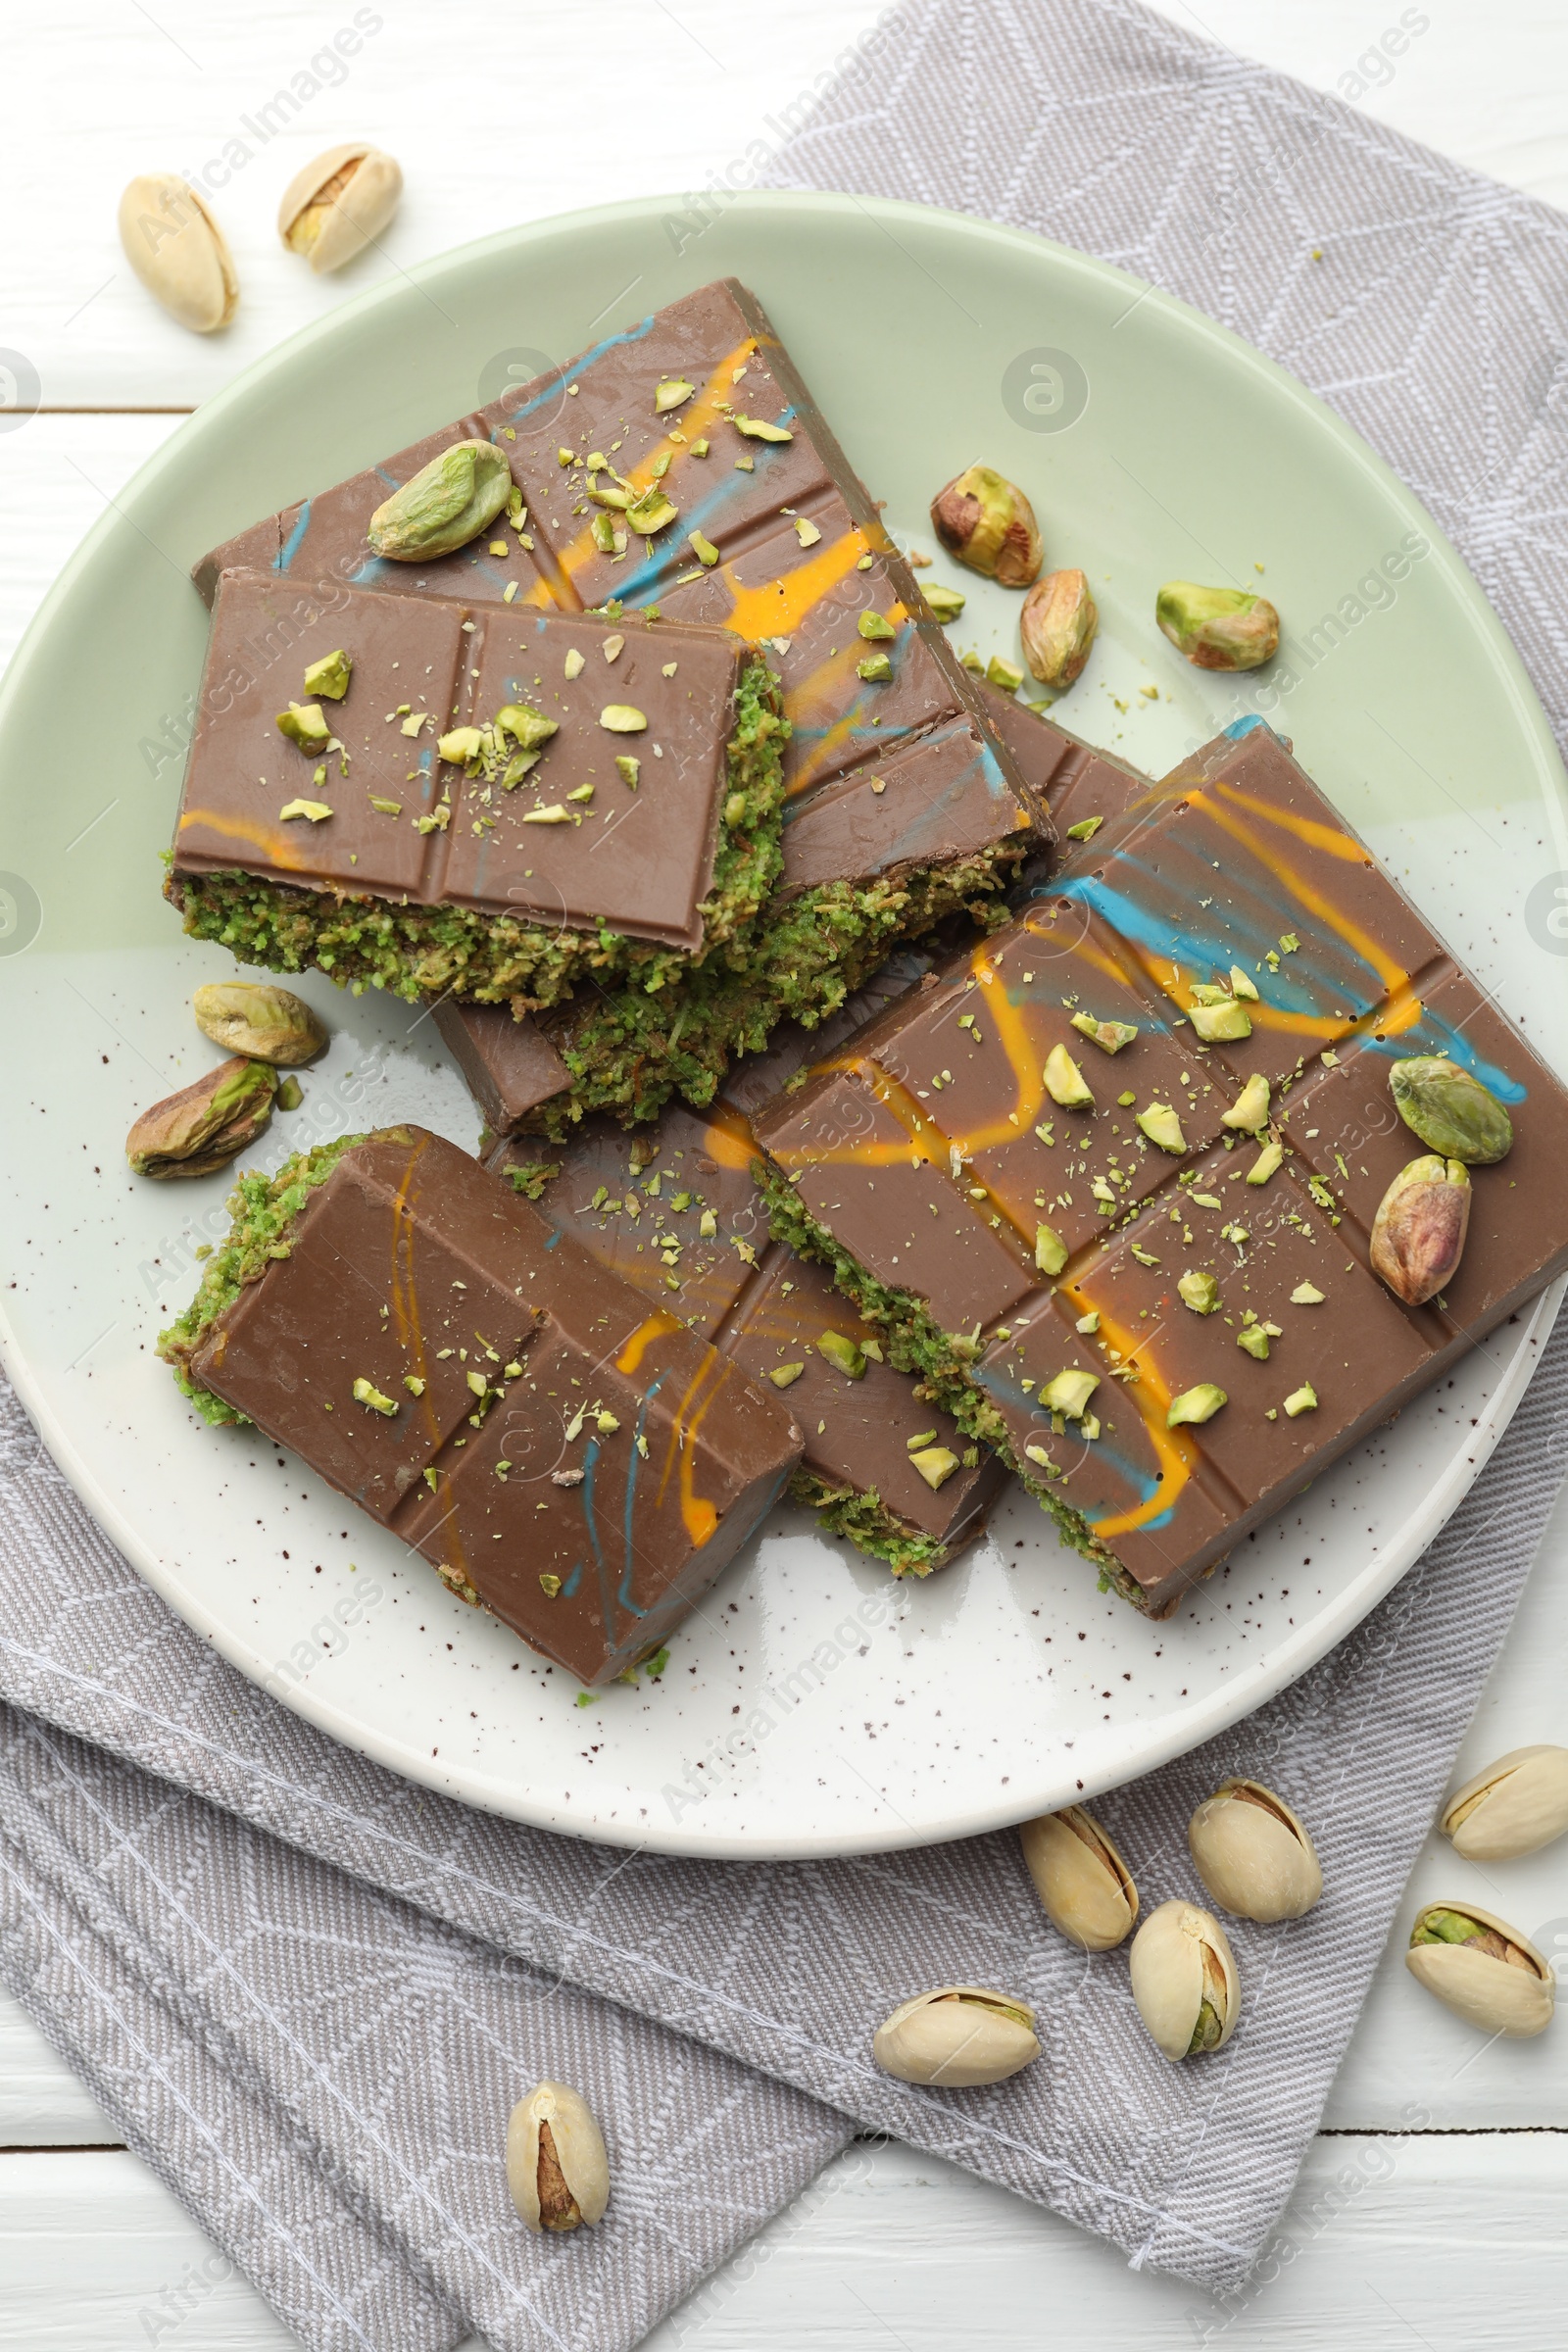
[
  {"left": 1405, "top": 1905, "right": 1554, "bottom": 2038},
  {"left": 1390, "top": 1055, "right": 1512, "bottom": 1164},
  {"left": 193, "top": 982, "right": 326, "bottom": 1066},
  {"left": 1019, "top": 1806, "right": 1138, "bottom": 1950},
  {"left": 1440, "top": 1746, "right": 1568, "bottom": 1861},
  {"left": 1188, "top": 1781, "right": 1322, "bottom": 1921},
  {"left": 1129, "top": 1901, "right": 1240, "bottom": 2060},
  {"left": 929, "top": 466, "right": 1043, "bottom": 586},
  {"left": 507, "top": 2082, "right": 611, "bottom": 2232}
]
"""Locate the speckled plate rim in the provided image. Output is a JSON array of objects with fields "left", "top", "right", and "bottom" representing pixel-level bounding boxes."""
[{"left": 2, "top": 187, "right": 1565, "bottom": 1858}]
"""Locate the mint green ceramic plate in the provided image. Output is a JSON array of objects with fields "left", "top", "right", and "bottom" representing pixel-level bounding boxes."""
[{"left": 2, "top": 193, "right": 1563, "bottom": 1857}]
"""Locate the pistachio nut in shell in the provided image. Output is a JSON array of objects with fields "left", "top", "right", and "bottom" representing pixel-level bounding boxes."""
[
  {"left": 1019, "top": 568, "right": 1099, "bottom": 689},
  {"left": 1389, "top": 1055, "right": 1513, "bottom": 1165},
  {"left": 929, "top": 465, "right": 1043, "bottom": 587},
  {"left": 192, "top": 982, "right": 326, "bottom": 1067},
  {"left": 1019, "top": 1806, "right": 1138, "bottom": 1951},
  {"left": 1369, "top": 1154, "right": 1470, "bottom": 1306},
  {"left": 1440, "top": 1744, "right": 1568, "bottom": 1861},
  {"left": 125, "top": 1058, "right": 276, "bottom": 1179},
  {"left": 506, "top": 2082, "right": 610, "bottom": 2232},
  {"left": 1128, "top": 1900, "right": 1240, "bottom": 2062},
  {"left": 872, "top": 1986, "right": 1040, "bottom": 2086},
  {"left": 368, "top": 440, "right": 514, "bottom": 563},
  {"left": 1188, "top": 1781, "right": 1323, "bottom": 1923},
  {"left": 278, "top": 142, "right": 403, "bottom": 273},
  {"left": 1405, "top": 1904, "right": 1554, "bottom": 2039},
  {"left": 1155, "top": 582, "right": 1280, "bottom": 671},
  {"left": 118, "top": 172, "right": 238, "bottom": 333}
]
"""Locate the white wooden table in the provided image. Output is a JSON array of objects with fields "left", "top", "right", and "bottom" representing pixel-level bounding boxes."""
[{"left": 4, "top": 5, "right": 1568, "bottom": 2342}]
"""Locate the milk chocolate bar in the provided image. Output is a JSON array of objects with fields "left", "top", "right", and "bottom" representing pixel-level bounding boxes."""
[
  {"left": 465, "top": 689, "right": 1141, "bottom": 1139},
  {"left": 479, "top": 962, "right": 1005, "bottom": 1576},
  {"left": 753, "top": 718, "right": 1568, "bottom": 1616},
  {"left": 170, "top": 570, "right": 785, "bottom": 1008},
  {"left": 193, "top": 280, "right": 1046, "bottom": 1111},
  {"left": 159, "top": 1129, "right": 803, "bottom": 1684}
]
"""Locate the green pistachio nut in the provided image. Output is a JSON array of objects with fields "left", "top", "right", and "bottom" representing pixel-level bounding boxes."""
[
  {"left": 1167, "top": 1383, "right": 1226, "bottom": 1429},
  {"left": 909, "top": 1446, "right": 959, "bottom": 1491},
  {"left": 1155, "top": 581, "right": 1280, "bottom": 671},
  {"left": 1070, "top": 1011, "right": 1139, "bottom": 1054},
  {"left": 301, "top": 648, "right": 352, "bottom": 701},
  {"left": 858, "top": 653, "right": 892, "bottom": 682},
  {"left": 1187, "top": 997, "right": 1252, "bottom": 1042},
  {"left": 1035, "top": 1222, "right": 1068, "bottom": 1277},
  {"left": 929, "top": 464, "right": 1044, "bottom": 587},
  {"left": 599, "top": 705, "right": 648, "bottom": 733},
  {"left": 655, "top": 377, "right": 694, "bottom": 413},
  {"left": 352, "top": 1377, "right": 398, "bottom": 1416},
  {"left": 1222, "top": 1073, "right": 1271, "bottom": 1130},
  {"left": 192, "top": 981, "right": 326, "bottom": 1066},
  {"left": 858, "top": 611, "right": 896, "bottom": 641},
  {"left": 495, "top": 703, "right": 560, "bottom": 753},
  {"left": 1044, "top": 1043, "right": 1094, "bottom": 1108},
  {"left": 1236, "top": 1324, "right": 1271, "bottom": 1360},
  {"left": 1019, "top": 567, "right": 1099, "bottom": 689},
  {"left": 1389, "top": 1055, "right": 1513, "bottom": 1164},
  {"left": 367, "top": 439, "right": 513, "bottom": 562},
  {"left": 1247, "top": 1136, "right": 1284, "bottom": 1186},
  {"left": 1370, "top": 1153, "right": 1471, "bottom": 1305},
  {"left": 625, "top": 486, "right": 678, "bottom": 536},
  {"left": 1405, "top": 1903, "right": 1554, "bottom": 2038},
  {"left": 275, "top": 701, "right": 331, "bottom": 753},
  {"left": 816, "top": 1330, "right": 866, "bottom": 1380},
  {"left": 125, "top": 1055, "right": 276, "bottom": 1179},
  {"left": 985, "top": 655, "right": 1024, "bottom": 694},
  {"left": 1138, "top": 1102, "right": 1188, "bottom": 1153},
  {"left": 1283, "top": 1382, "right": 1319, "bottom": 1417},
  {"left": 922, "top": 582, "right": 966, "bottom": 622},
  {"left": 1040, "top": 1368, "right": 1099, "bottom": 1421},
  {"left": 1177, "top": 1270, "right": 1219, "bottom": 1315}
]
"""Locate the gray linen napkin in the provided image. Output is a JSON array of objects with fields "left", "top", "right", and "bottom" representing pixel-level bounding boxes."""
[{"left": 7, "top": 0, "right": 1568, "bottom": 2333}]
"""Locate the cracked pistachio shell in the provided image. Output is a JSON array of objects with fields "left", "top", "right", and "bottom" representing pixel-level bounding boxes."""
[
  {"left": 118, "top": 173, "right": 238, "bottom": 333},
  {"left": 1188, "top": 1781, "right": 1323, "bottom": 1922},
  {"left": 1129, "top": 1901, "right": 1240, "bottom": 2062},
  {"left": 278, "top": 142, "right": 403, "bottom": 273},
  {"left": 1405, "top": 1904, "right": 1554, "bottom": 2039},
  {"left": 872, "top": 1986, "right": 1040, "bottom": 2086},
  {"left": 1389, "top": 1055, "right": 1513, "bottom": 1165},
  {"left": 125, "top": 1057, "right": 276, "bottom": 1179},
  {"left": 368, "top": 440, "right": 513, "bottom": 562},
  {"left": 1020, "top": 568, "right": 1098, "bottom": 689},
  {"left": 1019, "top": 1806, "right": 1138, "bottom": 1951},
  {"left": 506, "top": 2082, "right": 610, "bottom": 2232},
  {"left": 192, "top": 982, "right": 326, "bottom": 1067},
  {"left": 1440, "top": 1745, "right": 1568, "bottom": 1861},
  {"left": 929, "top": 466, "right": 1043, "bottom": 587}
]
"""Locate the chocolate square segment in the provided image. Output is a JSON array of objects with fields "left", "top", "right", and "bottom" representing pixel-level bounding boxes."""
[
  {"left": 174, "top": 571, "right": 748, "bottom": 954},
  {"left": 189, "top": 1131, "right": 803, "bottom": 1684},
  {"left": 474, "top": 975, "right": 1006, "bottom": 1573},
  {"left": 191, "top": 277, "right": 1046, "bottom": 923},
  {"left": 754, "top": 720, "right": 1568, "bottom": 1615}
]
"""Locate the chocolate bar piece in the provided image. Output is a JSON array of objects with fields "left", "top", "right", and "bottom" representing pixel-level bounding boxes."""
[
  {"left": 193, "top": 279, "right": 1045, "bottom": 1114},
  {"left": 978, "top": 679, "right": 1151, "bottom": 847},
  {"left": 753, "top": 718, "right": 1568, "bottom": 1616},
  {"left": 479, "top": 961, "right": 1005, "bottom": 1576},
  {"left": 170, "top": 570, "right": 785, "bottom": 1007},
  {"left": 159, "top": 1129, "right": 803, "bottom": 1684}
]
